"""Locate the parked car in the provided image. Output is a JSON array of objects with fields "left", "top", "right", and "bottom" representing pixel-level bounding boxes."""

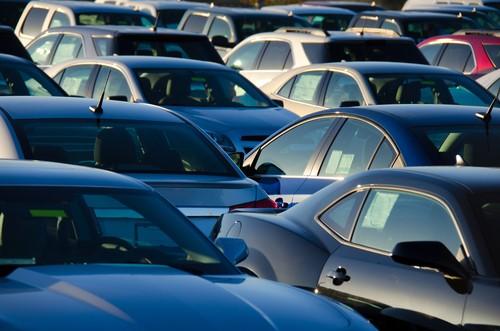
[
  {"left": 0, "top": 25, "right": 32, "bottom": 61},
  {"left": 262, "top": 62, "right": 496, "bottom": 116},
  {"left": 0, "top": 96, "right": 279, "bottom": 235},
  {"left": 224, "top": 28, "right": 427, "bottom": 87},
  {"left": 0, "top": 159, "right": 376, "bottom": 331},
  {"left": 262, "top": 5, "right": 355, "bottom": 31},
  {"left": 124, "top": 0, "right": 208, "bottom": 29},
  {"left": 46, "top": 56, "right": 297, "bottom": 154},
  {"left": 15, "top": 0, "right": 155, "bottom": 46},
  {"left": 177, "top": 6, "right": 310, "bottom": 57},
  {"left": 403, "top": 0, "right": 482, "bottom": 9},
  {"left": 0, "top": 0, "right": 29, "bottom": 28},
  {"left": 348, "top": 10, "right": 478, "bottom": 43},
  {"left": 418, "top": 31, "right": 500, "bottom": 77},
  {"left": 304, "top": 1, "right": 385, "bottom": 12},
  {"left": 0, "top": 54, "right": 66, "bottom": 96},
  {"left": 240, "top": 104, "right": 500, "bottom": 205},
  {"left": 26, "top": 26, "right": 223, "bottom": 69},
  {"left": 217, "top": 166, "right": 500, "bottom": 331},
  {"left": 484, "top": 0, "right": 500, "bottom": 9},
  {"left": 477, "top": 67, "right": 500, "bottom": 92}
]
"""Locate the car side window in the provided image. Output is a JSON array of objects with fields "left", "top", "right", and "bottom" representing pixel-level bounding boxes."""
[
  {"left": 258, "top": 41, "right": 292, "bottom": 70},
  {"left": 27, "top": 34, "right": 59, "bottom": 65},
  {"left": 208, "top": 17, "right": 232, "bottom": 41},
  {"left": 369, "top": 139, "right": 397, "bottom": 169},
  {"left": 93, "top": 37, "right": 114, "bottom": 56},
  {"left": 419, "top": 44, "right": 442, "bottom": 64},
  {"left": 93, "top": 67, "right": 132, "bottom": 102},
  {"left": 319, "top": 119, "right": 383, "bottom": 177},
  {"left": 353, "top": 15, "right": 380, "bottom": 28},
  {"left": 226, "top": 42, "right": 265, "bottom": 70},
  {"left": 59, "top": 65, "right": 94, "bottom": 96},
  {"left": 352, "top": 189, "right": 462, "bottom": 256},
  {"left": 277, "top": 76, "right": 295, "bottom": 98},
  {"left": 254, "top": 117, "right": 335, "bottom": 176},
  {"left": 182, "top": 14, "right": 208, "bottom": 33},
  {"left": 19, "top": 71, "right": 52, "bottom": 96},
  {"left": 51, "top": 34, "right": 83, "bottom": 65},
  {"left": 21, "top": 7, "right": 49, "bottom": 37},
  {"left": 438, "top": 44, "right": 473, "bottom": 72},
  {"left": 320, "top": 191, "right": 365, "bottom": 239},
  {"left": 380, "top": 18, "right": 400, "bottom": 34},
  {"left": 289, "top": 71, "right": 325, "bottom": 104},
  {"left": 323, "top": 73, "right": 364, "bottom": 108},
  {"left": 49, "top": 11, "right": 70, "bottom": 28}
]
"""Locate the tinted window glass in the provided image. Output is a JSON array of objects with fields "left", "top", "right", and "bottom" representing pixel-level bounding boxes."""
[
  {"left": 289, "top": 71, "right": 325, "bottom": 104},
  {"left": 226, "top": 42, "right": 265, "bottom": 70},
  {"left": 59, "top": 65, "right": 93, "bottom": 97},
  {"left": 49, "top": 11, "right": 70, "bottom": 28},
  {"left": 135, "top": 68, "right": 272, "bottom": 108},
  {"left": 324, "top": 73, "right": 363, "bottom": 108},
  {"left": 419, "top": 44, "right": 442, "bottom": 64},
  {"left": 17, "top": 120, "right": 237, "bottom": 176},
  {"left": 352, "top": 15, "right": 380, "bottom": 28},
  {"left": 320, "top": 192, "right": 364, "bottom": 239},
  {"left": 93, "top": 37, "right": 114, "bottom": 56},
  {"left": 485, "top": 44, "right": 500, "bottom": 68},
  {"left": 320, "top": 119, "right": 383, "bottom": 177},
  {"left": 352, "top": 189, "right": 461, "bottom": 255},
  {"left": 22, "top": 7, "right": 48, "bottom": 36},
  {"left": 157, "top": 9, "right": 186, "bottom": 29},
  {"left": 277, "top": 77, "right": 295, "bottom": 98},
  {"left": 404, "top": 18, "right": 477, "bottom": 43},
  {"left": 302, "top": 13, "right": 353, "bottom": 31},
  {"left": 234, "top": 15, "right": 309, "bottom": 41},
  {"left": 76, "top": 12, "right": 154, "bottom": 27},
  {"left": 0, "top": 64, "right": 64, "bottom": 96},
  {"left": 27, "top": 34, "right": 58, "bottom": 65},
  {"left": 182, "top": 14, "right": 208, "bottom": 33},
  {"left": 208, "top": 17, "right": 232, "bottom": 40},
  {"left": 52, "top": 35, "right": 83, "bottom": 65},
  {"left": 438, "top": 44, "right": 472, "bottom": 72},
  {"left": 258, "top": 41, "right": 291, "bottom": 70},
  {"left": 255, "top": 117, "right": 334, "bottom": 175},
  {"left": 92, "top": 68, "right": 131, "bottom": 102},
  {"left": 369, "top": 139, "right": 396, "bottom": 169},
  {"left": 381, "top": 18, "right": 400, "bottom": 33}
]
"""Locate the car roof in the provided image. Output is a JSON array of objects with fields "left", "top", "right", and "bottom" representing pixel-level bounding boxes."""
[
  {"left": 132, "top": 1, "right": 209, "bottom": 10},
  {"left": 86, "top": 55, "right": 228, "bottom": 70},
  {"left": 421, "top": 33, "right": 500, "bottom": 43},
  {"left": 360, "top": 10, "right": 468, "bottom": 19},
  {"left": 303, "top": 61, "right": 456, "bottom": 74},
  {"left": 246, "top": 30, "right": 415, "bottom": 43},
  {"left": 32, "top": 0, "right": 146, "bottom": 13},
  {"left": 0, "top": 96, "right": 185, "bottom": 122},
  {"left": 319, "top": 104, "right": 500, "bottom": 127},
  {"left": 0, "top": 53, "right": 33, "bottom": 65},
  {"left": 407, "top": 4, "right": 498, "bottom": 12},
  {"left": 187, "top": 6, "right": 294, "bottom": 17},
  {"left": 45, "top": 25, "right": 201, "bottom": 37},
  {"left": 263, "top": 5, "right": 355, "bottom": 15},
  {"left": 0, "top": 160, "right": 148, "bottom": 190}
]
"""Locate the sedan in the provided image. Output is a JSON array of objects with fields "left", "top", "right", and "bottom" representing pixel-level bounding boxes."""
[
  {"left": 0, "top": 159, "right": 376, "bottom": 331},
  {"left": 241, "top": 104, "right": 500, "bottom": 205},
  {"left": 0, "top": 96, "right": 276, "bottom": 236},
  {"left": 262, "top": 62, "right": 496, "bottom": 116},
  {"left": 217, "top": 166, "right": 500, "bottom": 330},
  {"left": 46, "top": 56, "right": 298, "bottom": 154}
]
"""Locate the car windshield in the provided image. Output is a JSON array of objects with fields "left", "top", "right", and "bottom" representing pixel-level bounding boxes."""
[
  {"left": 0, "top": 63, "right": 64, "bottom": 96},
  {"left": 234, "top": 15, "right": 309, "bottom": 40},
  {"left": 135, "top": 68, "right": 273, "bottom": 108},
  {"left": 368, "top": 74, "right": 494, "bottom": 106},
  {"left": 76, "top": 12, "right": 154, "bottom": 27},
  {"left": 0, "top": 187, "right": 237, "bottom": 275},
  {"left": 302, "top": 40, "right": 428, "bottom": 64},
  {"left": 16, "top": 119, "right": 237, "bottom": 176},
  {"left": 116, "top": 36, "right": 223, "bottom": 63},
  {"left": 471, "top": 193, "right": 500, "bottom": 276},
  {"left": 403, "top": 18, "right": 477, "bottom": 43},
  {"left": 0, "top": 2, "right": 26, "bottom": 28},
  {"left": 413, "top": 125, "right": 500, "bottom": 166}
]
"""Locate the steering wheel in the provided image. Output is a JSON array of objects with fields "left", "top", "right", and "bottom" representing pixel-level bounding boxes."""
[{"left": 95, "top": 236, "right": 135, "bottom": 252}]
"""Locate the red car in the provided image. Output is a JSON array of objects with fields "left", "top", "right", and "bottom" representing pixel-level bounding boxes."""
[{"left": 418, "top": 31, "right": 500, "bottom": 78}]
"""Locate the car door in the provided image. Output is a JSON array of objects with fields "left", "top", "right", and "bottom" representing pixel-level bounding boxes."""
[
  {"left": 245, "top": 116, "right": 337, "bottom": 205},
  {"left": 244, "top": 40, "right": 293, "bottom": 87},
  {"left": 296, "top": 118, "right": 398, "bottom": 204},
  {"left": 274, "top": 70, "right": 328, "bottom": 117},
  {"left": 317, "top": 187, "right": 469, "bottom": 328}
]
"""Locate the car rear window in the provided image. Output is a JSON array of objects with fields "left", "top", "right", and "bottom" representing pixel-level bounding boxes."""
[
  {"left": 485, "top": 44, "right": 500, "bottom": 68},
  {"left": 302, "top": 40, "right": 428, "bottom": 64},
  {"left": 21, "top": 7, "right": 48, "bottom": 37},
  {"left": 116, "top": 35, "right": 223, "bottom": 63},
  {"left": 234, "top": 15, "right": 309, "bottom": 40},
  {"left": 76, "top": 12, "right": 154, "bottom": 27},
  {"left": 16, "top": 120, "right": 238, "bottom": 176}
]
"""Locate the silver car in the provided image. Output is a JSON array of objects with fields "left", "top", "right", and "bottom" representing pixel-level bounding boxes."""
[
  {"left": 0, "top": 96, "right": 276, "bottom": 235},
  {"left": 46, "top": 56, "right": 298, "bottom": 154}
]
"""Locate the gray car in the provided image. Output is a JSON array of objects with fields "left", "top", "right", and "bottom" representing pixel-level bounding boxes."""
[
  {"left": 46, "top": 56, "right": 298, "bottom": 154},
  {"left": 0, "top": 96, "right": 276, "bottom": 236}
]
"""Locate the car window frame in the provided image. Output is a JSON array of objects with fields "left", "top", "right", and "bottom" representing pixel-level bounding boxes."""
[
  {"left": 419, "top": 42, "right": 445, "bottom": 65},
  {"left": 287, "top": 69, "right": 329, "bottom": 106},
  {"left": 226, "top": 40, "right": 267, "bottom": 71},
  {"left": 20, "top": 6, "right": 50, "bottom": 38},
  {"left": 59, "top": 64, "right": 99, "bottom": 98},
  {"left": 48, "top": 10, "right": 71, "bottom": 29},
  {"left": 256, "top": 39, "right": 293, "bottom": 71},
  {"left": 51, "top": 33, "right": 85, "bottom": 65},
  {"left": 319, "top": 70, "right": 367, "bottom": 108},
  {"left": 27, "top": 32, "right": 62, "bottom": 66},
  {"left": 207, "top": 15, "right": 234, "bottom": 43},
  {"left": 435, "top": 42, "right": 476, "bottom": 74}
]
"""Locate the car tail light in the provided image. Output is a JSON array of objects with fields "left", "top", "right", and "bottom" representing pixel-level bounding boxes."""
[{"left": 230, "top": 198, "right": 278, "bottom": 210}]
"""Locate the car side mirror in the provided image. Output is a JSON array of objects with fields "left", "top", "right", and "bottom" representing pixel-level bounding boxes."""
[
  {"left": 215, "top": 237, "right": 248, "bottom": 265},
  {"left": 392, "top": 241, "right": 469, "bottom": 279},
  {"left": 229, "top": 152, "right": 244, "bottom": 168},
  {"left": 271, "top": 99, "right": 284, "bottom": 107},
  {"left": 339, "top": 100, "right": 360, "bottom": 107},
  {"left": 212, "top": 35, "right": 231, "bottom": 48},
  {"left": 107, "top": 95, "right": 128, "bottom": 102}
]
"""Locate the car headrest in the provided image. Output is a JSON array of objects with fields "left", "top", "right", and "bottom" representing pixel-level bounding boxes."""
[{"left": 94, "top": 127, "right": 137, "bottom": 169}]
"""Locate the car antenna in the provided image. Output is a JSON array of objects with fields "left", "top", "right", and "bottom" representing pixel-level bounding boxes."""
[
  {"left": 475, "top": 87, "right": 500, "bottom": 123},
  {"left": 89, "top": 69, "right": 112, "bottom": 118}
]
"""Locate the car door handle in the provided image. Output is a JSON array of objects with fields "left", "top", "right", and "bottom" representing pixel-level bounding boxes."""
[{"left": 326, "top": 266, "right": 351, "bottom": 286}]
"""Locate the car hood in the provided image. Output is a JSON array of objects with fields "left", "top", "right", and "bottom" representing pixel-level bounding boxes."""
[
  {"left": 168, "top": 106, "right": 298, "bottom": 133},
  {"left": 0, "top": 264, "right": 374, "bottom": 331}
]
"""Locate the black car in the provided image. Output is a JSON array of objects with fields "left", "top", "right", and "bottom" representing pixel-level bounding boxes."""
[
  {"left": 0, "top": 0, "right": 29, "bottom": 28},
  {"left": 217, "top": 166, "right": 500, "bottom": 330},
  {"left": 0, "top": 25, "right": 31, "bottom": 61},
  {"left": 348, "top": 10, "right": 478, "bottom": 42}
]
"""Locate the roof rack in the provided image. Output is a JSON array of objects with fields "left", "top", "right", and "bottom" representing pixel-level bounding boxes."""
[
  {"left": 453, "top": 29, "right": 500, "bottom": 37},
  {"left": 345, "top": 27, "right": 400, "bottom": 37},
  {"left": 274, "top": 27, "right": 329, "bottom": 37}
]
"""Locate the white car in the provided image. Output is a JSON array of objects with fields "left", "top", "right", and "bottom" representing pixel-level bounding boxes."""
[{"left": 477, "top": 68, "right": 500, "bottom": 94}]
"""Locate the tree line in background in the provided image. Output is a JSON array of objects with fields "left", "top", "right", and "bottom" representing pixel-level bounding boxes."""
[{"left": 191, "top": 0, "right": 405, "bottom": 10}]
